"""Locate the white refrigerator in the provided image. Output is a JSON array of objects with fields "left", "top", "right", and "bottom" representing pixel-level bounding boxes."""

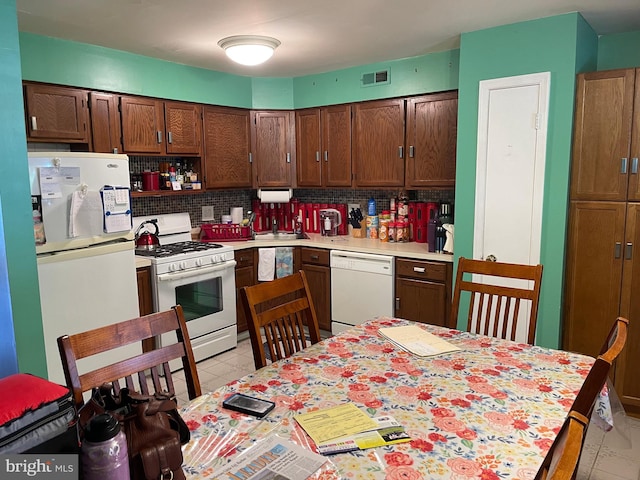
[{"left": 29, "top": 152, "right": 140, "bottom": 385}]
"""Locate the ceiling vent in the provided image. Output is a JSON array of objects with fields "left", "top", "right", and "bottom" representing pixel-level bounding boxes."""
[{"left": 361, "top": 69, "right": 390, "bottom": 87}]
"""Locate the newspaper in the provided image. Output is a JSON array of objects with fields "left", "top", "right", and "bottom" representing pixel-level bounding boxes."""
[
  {"left": 213, "top": 436, "right": 327, "bottom": 480},
  {"left": 379, "top": 325, "right": 460, "bottom": 357}
]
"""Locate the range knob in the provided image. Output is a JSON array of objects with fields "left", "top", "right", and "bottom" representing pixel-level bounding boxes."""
[
  {"left": 169, "top": 263, "right": 178, "bottom": 272},
  {"left": 212, "top": 254, "right": 221, "bottom": 264},
  {"left": 195, "top": 258, "right": 203, "bottom": 267}
]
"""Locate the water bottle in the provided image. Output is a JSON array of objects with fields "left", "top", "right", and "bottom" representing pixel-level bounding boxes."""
[
  {"left": 81, "top": 413, "right": 130, "bottom": 480},
  {"left": 367, "top": 198, "right": 376, "bottom": 216}
]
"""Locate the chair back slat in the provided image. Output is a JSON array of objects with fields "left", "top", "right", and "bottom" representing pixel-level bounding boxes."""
[
  {"left": 241, "top": 270, "right": 322, "bottom": 370},
  {"left": 452, "top": 257, "right": 543, "bottom": 344},
  {"left": 58, "top": 305, "right": 201, "bottom": 408}
]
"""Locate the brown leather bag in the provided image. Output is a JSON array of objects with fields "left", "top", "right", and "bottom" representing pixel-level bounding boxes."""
[
  {"left": 79, "top": 387, "right": 189, "bottom": 480},
  {"left": 123, "top": 394, "right": 186, "bottom": 480}
]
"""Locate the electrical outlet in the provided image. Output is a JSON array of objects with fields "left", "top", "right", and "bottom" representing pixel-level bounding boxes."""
[
  {"left": 201, "top": 206, "right": 214, "bottom": 221},
  {"left": 348, "top": 203, "right": 361, "bottom": 213}
]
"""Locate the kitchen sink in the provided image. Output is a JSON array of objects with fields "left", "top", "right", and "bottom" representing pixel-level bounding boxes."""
[{"left": 253, "top": 232, "right": 309, "bottom": 241}]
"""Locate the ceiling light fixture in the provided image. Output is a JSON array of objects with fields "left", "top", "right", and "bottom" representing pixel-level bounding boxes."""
[{"left": 218, "top": 35, "right": 281, "bottom": 66}]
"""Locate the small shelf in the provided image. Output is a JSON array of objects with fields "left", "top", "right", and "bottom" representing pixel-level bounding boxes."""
[{"left": 131, "top": 189, "right": 205, "bottom": 198}]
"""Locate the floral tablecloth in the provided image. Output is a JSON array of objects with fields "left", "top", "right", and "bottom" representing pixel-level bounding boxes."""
[{"left": 180, "top": 317, "right": 595, "bottom": 480}]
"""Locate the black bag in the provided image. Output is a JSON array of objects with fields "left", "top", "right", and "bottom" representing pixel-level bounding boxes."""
[{"left": 79, "top": 386, "right": 190, "bottom": 480}]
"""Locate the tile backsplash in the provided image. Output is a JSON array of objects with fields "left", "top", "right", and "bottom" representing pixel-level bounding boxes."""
[{"left": 132, "top": 187, "right": 455, "bottom": 226}]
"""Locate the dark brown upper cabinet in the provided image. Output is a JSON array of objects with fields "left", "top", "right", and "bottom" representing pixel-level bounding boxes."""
[
  {"left": 24, "top": 83, "right": 89, "bottom": 143},
  {"left": 405, "top": 91, "right": 458, "bottom": 188},
  {"left": 120, "top": 96, "right": 202, "bottom": 156},
  {"left": 88, "top": 92, "right": 122, "bottom": 154},
  {"left": 296, "top": 105, "right": 352, "bottom": 188},
  {"left": 352, "top": 99, "right": 405, "bottom": 187},
  {"left": 203, "top": 106, "right": 252, "bottom": 189},
  {"left": 251, "top": 110, "right": 296, "bottom": 187}
]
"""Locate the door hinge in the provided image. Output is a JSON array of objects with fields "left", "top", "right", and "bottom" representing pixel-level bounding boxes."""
[{"left": 535, "top": 113, "right": 541, "bottom": 130}]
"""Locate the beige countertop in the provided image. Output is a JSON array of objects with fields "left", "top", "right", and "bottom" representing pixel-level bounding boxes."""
[
  {"left": 220, "top": 232, "right": 454, "bottom": 262},
  {"left": 135, "top": 256, "right": 152, "bottom": 268}
]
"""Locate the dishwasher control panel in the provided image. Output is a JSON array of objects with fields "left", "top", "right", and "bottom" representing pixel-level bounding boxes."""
[{"left": 330, "top": 250, "right": 394, "bottom": 275}]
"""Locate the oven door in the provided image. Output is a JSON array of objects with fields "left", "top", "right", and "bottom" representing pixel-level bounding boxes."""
[{"left": 155, "top": 260, "right": 237, "bottom": 363}]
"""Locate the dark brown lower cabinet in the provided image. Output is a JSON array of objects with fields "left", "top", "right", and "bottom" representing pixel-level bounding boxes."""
[
  {"left": 235, "top": 249, "right": 256, "bottom": 334},
  {"left": 300, "top": 247, "right": 331, "bottom": 332},
  {"left": 136, "top": 266, "right": 154, "bottom": 316},
  {"left": 394, "top": 258, "right": 453, "bottom": 328},
  {"left": 563, "top": 201, "right": 640, "bottom": 416}
]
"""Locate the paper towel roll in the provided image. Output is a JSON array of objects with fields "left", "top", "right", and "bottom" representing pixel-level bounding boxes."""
[
  {"left": 231, "top": 207, "right": 243, "bottom": 224},
  {"left": 258, "top": 189, "right": 292, "bottom": 204}
]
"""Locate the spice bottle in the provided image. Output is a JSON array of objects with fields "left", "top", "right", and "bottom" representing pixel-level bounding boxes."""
[{"left": 388, "top": 222, "right": 395, "bottom": 243}]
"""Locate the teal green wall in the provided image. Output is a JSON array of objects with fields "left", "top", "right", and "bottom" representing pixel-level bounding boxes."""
[
  {"left": 456, "top": 13, "right": 597, "bottom": 349},
  {"left": 1, "top": 0, "right": 47, "bottom": 377},
  {"left": 598, "top": 31, "right": 640, "bottom": 70},
  {"left": 19, "top": 32, "right": 254, "bottom": 108},
  {"left": 251, "top": 77, "right": 294, "bottom": 109},
  {"left": 293, "top": 50, "right": 460, "bottom": 108}
]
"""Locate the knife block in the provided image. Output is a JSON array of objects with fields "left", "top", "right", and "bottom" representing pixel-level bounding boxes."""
[{"left": 352, "top": 226, "right": 365, "bottom": 238}]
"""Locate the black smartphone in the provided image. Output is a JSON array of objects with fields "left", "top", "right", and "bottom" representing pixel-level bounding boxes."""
[{"left": 222, "top": 393, "right": 276, "bottom": 418}]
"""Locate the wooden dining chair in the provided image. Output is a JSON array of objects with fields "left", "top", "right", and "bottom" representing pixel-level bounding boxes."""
[
  {"left": 57, "top": 305, "right": 201, "bottom": 409},
  {"left": 240, "top": 270, "right": 322, "bottom": 370},
  {"left": 570, "top": 316, "right": 629, "bottom": 418},
  {"left": 536, "top": 410, "right": 589, "bottom": 480},
  {"left": 450, "top": 257, "right": 543, "bottom": 344}
]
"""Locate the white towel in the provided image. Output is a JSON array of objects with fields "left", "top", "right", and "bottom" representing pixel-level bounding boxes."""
[
  {"left": 69, "top": 190, "right": 103, "bottom": 238},
  {"left": 258, "top": 248, "right": 276, "bottom": 281}
]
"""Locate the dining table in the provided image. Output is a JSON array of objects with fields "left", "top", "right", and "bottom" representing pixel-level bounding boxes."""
[{"left": 179, "top": 317, "right": 598, "bottom": 479}]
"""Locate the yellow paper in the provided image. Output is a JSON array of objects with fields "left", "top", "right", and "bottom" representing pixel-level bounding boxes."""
[
  {"left": 294, "top": 403, "right": 378, "bottom": 445},
  {"left": 379, "top": 325, "right": 461, "bottom": 357}
]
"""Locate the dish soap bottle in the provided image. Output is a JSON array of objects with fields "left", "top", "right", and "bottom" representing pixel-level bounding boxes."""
[{"left": 367, "top": 197, "right": 377, "bottom": 216}]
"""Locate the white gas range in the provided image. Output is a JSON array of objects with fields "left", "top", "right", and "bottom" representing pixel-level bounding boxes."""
[{"left": 133, "top": 213, "right": 237, "bottom": 364}]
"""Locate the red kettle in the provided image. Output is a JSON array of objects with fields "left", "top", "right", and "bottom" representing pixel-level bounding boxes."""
[{"left": 134, "top": 219, "right": 160, "bottom": 251}]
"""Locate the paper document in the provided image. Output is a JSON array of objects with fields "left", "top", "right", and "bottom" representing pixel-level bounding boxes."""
[
  {"left": 294, "top": 403, "right": 378, "bottom": 445},
  {"left": 214, "top": 436, "right": 326, "bottom": 480},
  {"left": 317, "top": 415, "right": 410, "bottom": 455},
  {"left": 379, "top": 325, "right": 461, "bottom": 357}
]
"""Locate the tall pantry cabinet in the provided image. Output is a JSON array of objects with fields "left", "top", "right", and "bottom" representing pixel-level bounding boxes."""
[{"left": 563, "top": 68, "right": 640, "bottom": 416}]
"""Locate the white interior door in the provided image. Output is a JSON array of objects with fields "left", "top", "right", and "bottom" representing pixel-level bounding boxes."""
[{"left": 473, "top": 72, "right": 550, "bottom": 342}]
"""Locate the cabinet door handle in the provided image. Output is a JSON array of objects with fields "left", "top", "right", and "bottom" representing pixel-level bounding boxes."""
[
  {"left": 615, "top": 242, "right": 622, "bottom": 259},
  {"left": 157, "top": 131, "right": 163, "bottom": 144},
  {"left": 31, "top": 116, "right": 38, "bottom": 131},
  {"left": 239, "top": 256, "right": 247, "bottom": 262},
  {"left": 413, "top": 266, "right": 425, "bottom": 273},
  {"left": 286, "top": 153, "right": 291, "bottom": 163},
  {"left": 168, "top": 131, "right": 173, "bottom": 144},
  {"left": 398, "top": 146, "right": 404, "bottom": 158},
  {"left": 311, "top": 255, "right": 319, "bottom": 260},
  {"left": 249, "top": 152, "right": 253, "bottom": 163},
  {"left": 621, "top": 157, "right": 628, "bottom": 174},
  {"left": 632, "top": 157, "right": 639, "bottom": 174},
  {"left": 395, "top": 297, "right": 400, "bottom": 310},
  {"left": 409, "top": 146, "right": 415, "bottom": 158},
  {"left": 324, "top": 151, "right": 328, "bottom": 162},
  {"left": 315, "top": 151, "right": 320, "bottom": 162},
  {"left": 625, "top": 243, "right": 633, "bottom": 260},
  {"left": 112, "top": 148, "right": 118, "bottom": 154}
]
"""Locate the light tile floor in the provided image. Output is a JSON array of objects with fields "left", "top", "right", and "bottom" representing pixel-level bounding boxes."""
[{"left": 175, "top": 337, "right": 640, "bottom": 479}]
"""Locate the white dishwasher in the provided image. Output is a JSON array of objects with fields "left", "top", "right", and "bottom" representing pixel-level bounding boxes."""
[{"left": 330, "top": 250, "right": 394, "bottom": 334}]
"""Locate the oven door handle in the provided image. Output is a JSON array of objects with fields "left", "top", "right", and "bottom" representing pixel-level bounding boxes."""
[{"left": 157, "top": 260, "right": 237, "bottom": 282}]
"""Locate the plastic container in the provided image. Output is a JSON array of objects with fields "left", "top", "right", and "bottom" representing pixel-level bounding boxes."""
[
  {"left": 81, "top": 413, "right": 130, "bottom": 480},
  {"left": 367, "top": 198, "right": 377, "bottom": 216}
]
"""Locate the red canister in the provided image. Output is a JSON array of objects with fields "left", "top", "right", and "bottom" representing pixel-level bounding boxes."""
[{"left": 141, "top": 171, "right": 160, "bottom": 191}]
